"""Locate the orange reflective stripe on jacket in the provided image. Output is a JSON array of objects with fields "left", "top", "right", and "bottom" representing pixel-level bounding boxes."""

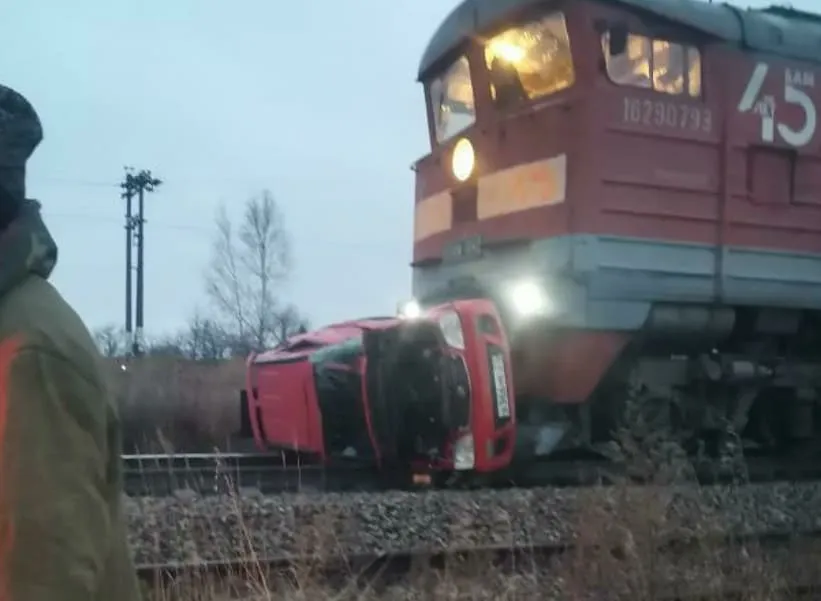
[{"left": 0, "top": 335, "right": 21, "bottom": 601}]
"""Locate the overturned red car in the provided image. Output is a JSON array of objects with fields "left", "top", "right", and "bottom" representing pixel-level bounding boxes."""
[{"left": 239, "top": 299, "right": 515, "bottom": 485}]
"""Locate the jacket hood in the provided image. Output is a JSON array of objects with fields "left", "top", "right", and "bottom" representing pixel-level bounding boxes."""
[
  {"left": 0, "top": 83, "right": 43, "bottom": 202},
  {"left": 0, "top": 199, "right": 57, "bottom": 298}
]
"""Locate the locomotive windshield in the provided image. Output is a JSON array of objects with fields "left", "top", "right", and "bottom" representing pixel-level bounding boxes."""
[
  {"left": 429, "top": 56, "right": 476, "bottom": 142},
  {"left": 484, "top": 13, "right": 575, "bottom": 109}
]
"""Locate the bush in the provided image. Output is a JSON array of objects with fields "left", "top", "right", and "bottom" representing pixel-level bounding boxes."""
[{"left": 108, "top": 356, "right": 245, "bottom": 453}]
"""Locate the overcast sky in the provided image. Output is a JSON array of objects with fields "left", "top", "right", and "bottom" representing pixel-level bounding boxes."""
[{"left": 0, "top": 0, "right": 810, "bottom": 336}]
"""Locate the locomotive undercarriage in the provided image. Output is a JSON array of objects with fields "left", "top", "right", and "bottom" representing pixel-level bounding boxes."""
[{"left": 511, "top": 305, "right": 821, "bottom": 482}]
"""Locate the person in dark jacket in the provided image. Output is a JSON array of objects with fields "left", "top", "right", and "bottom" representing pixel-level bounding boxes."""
[{"left": 0, "top": 83, "right": 141, "bottom": 601}]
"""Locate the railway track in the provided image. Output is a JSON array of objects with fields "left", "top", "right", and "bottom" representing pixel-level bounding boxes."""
[
  {"left": 135, "top": 532, "right": 821, "bottom": 599},
  {"left": 122, "top": 449, "right": 821, "bottom": 497},
  {"left": 126, "top": 455, "right": 821, "bottom": 598},
  {"left": 122, "top": 452, "right": 380, "bottom": 496}
]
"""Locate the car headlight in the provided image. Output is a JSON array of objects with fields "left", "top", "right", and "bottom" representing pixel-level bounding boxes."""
[
  {"left": 507, "top": 279, "right": 551, "bottom": 317},
  {"left": 398, "top": 299, "right": 422, "bottom": 319},
  {"left": 438, "top": 310, "right": 465, "bottom": 349},
  {"left": 452, "top": 433, "right": 475, "bottom": 470}
]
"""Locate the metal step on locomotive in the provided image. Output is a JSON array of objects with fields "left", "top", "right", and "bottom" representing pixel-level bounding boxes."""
[{"left": 238, "top": 0, "right": 821, "bottom": 491}]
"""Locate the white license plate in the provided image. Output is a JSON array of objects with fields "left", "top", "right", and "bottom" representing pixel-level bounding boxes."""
[{"left": 490, "top": 352, "right": 510, "bottom": 418}]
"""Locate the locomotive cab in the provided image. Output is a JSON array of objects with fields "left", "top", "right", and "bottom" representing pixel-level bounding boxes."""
[
  {"left": 413, "top": 1, "right": 583, "bottom": 386},
  {"left": 412, "top": 0, "right": 591, "bottom": 455}
]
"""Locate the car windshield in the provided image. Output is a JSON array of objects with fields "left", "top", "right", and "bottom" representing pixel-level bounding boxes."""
[{"left": 309, "top": 335, "right": 364, "bottom": 368}]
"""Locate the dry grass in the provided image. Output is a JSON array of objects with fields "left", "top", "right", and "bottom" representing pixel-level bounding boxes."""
[
  {"left": 141, "top": 510, "right": 816, "bottom": 601},
  {"left": 124, "top": 371, "right": 817, "bottom": 599},
  {"left": 107, "top": 357, "right": 244, "bottom": 453},
  {"left": 138, "top": 451, "right": 819, "bottom": 600}
]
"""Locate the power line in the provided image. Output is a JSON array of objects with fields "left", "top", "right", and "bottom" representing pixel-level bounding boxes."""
[
  {"left": 30, "top": 174, "right": 278, "bottom": 190},
  {"left": 43, "top": 211, "right": 210, "bottom": 232},
  {"left": 31, "top": 177, "right": 120, "bottom": 188},
  {"left": 43, "top": 211, "right": 405, "bottom": 247}
]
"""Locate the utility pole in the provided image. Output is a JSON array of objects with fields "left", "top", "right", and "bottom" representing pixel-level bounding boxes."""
[
  {"left": 134, "top": 169, "right": 161, "bottom": 356},
  {"left": 120, "top": 167, "right": 136, "bottom": 355},
  {"left": 119, "top": 167, "right": 161, "bottom": 356}
]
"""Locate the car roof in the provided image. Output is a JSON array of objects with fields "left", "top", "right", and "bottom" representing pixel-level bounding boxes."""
[{"left": 252, "top": 317, "right": 399, "bottom": 364}]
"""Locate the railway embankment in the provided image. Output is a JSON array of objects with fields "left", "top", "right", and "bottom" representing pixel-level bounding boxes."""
[{"left": 126, "top": 481, "right": 821, "bottom": 567}]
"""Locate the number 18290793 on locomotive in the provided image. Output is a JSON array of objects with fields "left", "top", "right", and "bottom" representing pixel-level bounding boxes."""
[{"left": 405, "top": 0, "right": 821, "bottom": 471}]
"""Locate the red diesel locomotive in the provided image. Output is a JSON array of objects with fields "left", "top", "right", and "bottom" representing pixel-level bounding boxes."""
[{"left": 407, "top": 0, "right": 821, "bottom": 464}]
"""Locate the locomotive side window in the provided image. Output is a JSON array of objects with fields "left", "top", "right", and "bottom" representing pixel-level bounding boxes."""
[
  {"left": 686, "top": 47, "right": 702, "bottom": 97},
  {"left": 429, "top": 56, "right": 476, "bottom": 143},
  {"left": 602, "top": 32, "right": 701, "bottom": 97},
  {"left": 651, "top": 40, "right": 684, "bottom": 94},
  {"left": 483, "top": 13, "right": 575, "bottom": 108},
  {"left": 604, "top": 34, "right": 651, "bottom": 88}
]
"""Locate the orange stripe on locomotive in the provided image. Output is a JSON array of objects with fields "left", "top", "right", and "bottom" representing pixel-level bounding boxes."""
[{"left": 413, "top": 155, "right": 567, "bottom": 244}]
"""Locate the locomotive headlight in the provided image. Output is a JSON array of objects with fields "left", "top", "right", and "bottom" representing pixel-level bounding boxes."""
[
  {"left": 508, "top": 279, "right": 551, "bottom": 317},
  {"left": 452, "top": 432, "right": 475, "bottom": 470},
  {"left": 451, "top": 137, "right": 475, "bottom": 182},
  {"left": 398, "top": 299, "right": 422, "bottom": 319},
  {"left": 438, "top": 310, "right": 465, "bottom": 349}
]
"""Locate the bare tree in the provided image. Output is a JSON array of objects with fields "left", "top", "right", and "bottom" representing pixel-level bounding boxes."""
[
  {"left": 271, "top": 303, "right": 311, "bottom": 343},
  {"left": 93, "top": 324, "right": 126, "bottom": 357},
  {"left": 140, "top": 313, "right": 233, "bottom": 360},
  {"left": 180, "top": 312, "right": 231, "bottom": 360},
  {"left": 144, "top": 336, "right": 184, "bottom": 358},
  {"left": 205, "top": 190, "right": 304, "bottom": 351}
]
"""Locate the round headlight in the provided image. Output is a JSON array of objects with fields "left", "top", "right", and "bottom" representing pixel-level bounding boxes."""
[{"left": 451, "top": 138, "right": 475, "bottom": 182}]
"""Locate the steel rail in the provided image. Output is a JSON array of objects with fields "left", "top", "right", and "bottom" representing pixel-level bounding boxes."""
[
  {"left": 135, "top": 531, "right": 821, "bottom": 599},
  {"left": 121, "top": 450, "right": 821, "bottom": 497}
]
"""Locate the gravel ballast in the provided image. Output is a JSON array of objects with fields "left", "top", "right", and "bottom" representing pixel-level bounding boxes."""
[{"left": 125, "top": 482, "right": 821, "bottom": 567}]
